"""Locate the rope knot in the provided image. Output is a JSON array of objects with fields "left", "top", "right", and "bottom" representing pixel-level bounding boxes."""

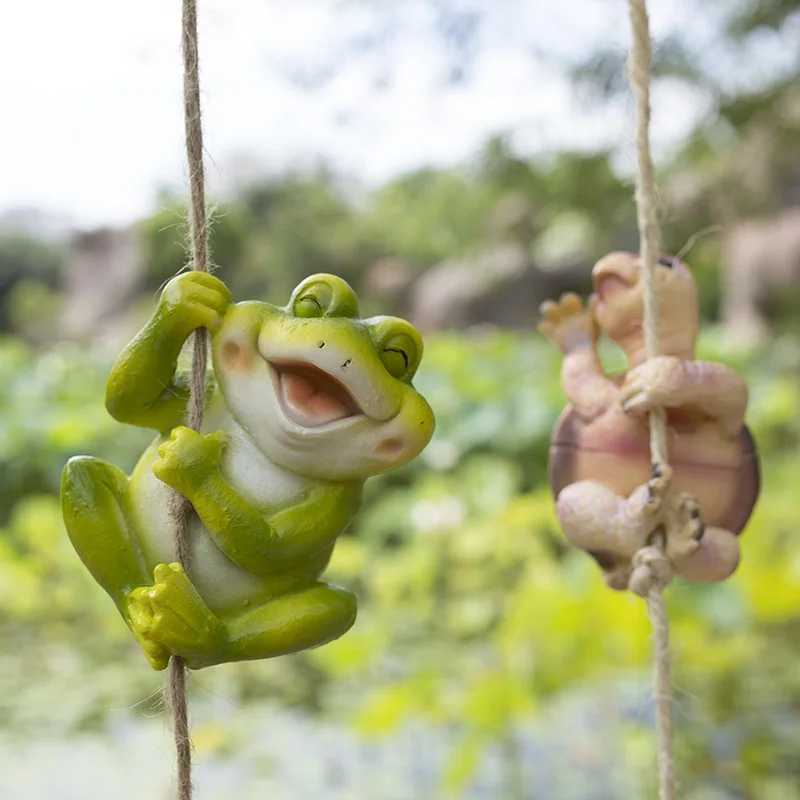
[{"left": 628, "top": 544, "right": 673, "bottom": 598}]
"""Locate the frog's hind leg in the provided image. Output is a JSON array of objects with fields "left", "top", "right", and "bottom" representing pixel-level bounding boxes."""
[
  {"left": 224, "top": 582, "right": 357, "bottom": 666},
  {"left": 672, "top": 525, "right": 740, "bottom": 583},
  {"left": 555, "top": 480, "right": 652, "bottom": 590},
  {"left": 557, "top": 480, "right": 740, "bottom": 588},
  {"left": 125, "top": 566, "right": 357, "bottom": 669},
  {"left": 61, "top": 456, "right": 150, "bottom": 607}
]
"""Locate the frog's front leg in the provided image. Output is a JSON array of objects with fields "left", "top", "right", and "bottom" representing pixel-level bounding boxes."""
[
  {"left": 153, "top": 427, "right": 362, "bottom": 574},
  {"left": 105, "top": 272, "right": 231, "bottom": 434},
  {"left": 129, "top": 563, "right": 357, "bottom": 669},
  {"left": 538, "top": 293, "right": 618, "bottom": 419},
  {"left": 620, "top": 358, "right": 748, "bottom": 437}
]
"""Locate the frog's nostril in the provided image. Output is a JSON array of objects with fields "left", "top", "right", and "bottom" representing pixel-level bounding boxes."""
[
  {"left": 377, "top": 438, "right": 404, "bottom": 458},
  {"left": 318, "top": 341, "right": 325, "bottom": 349},
  {"left": 341, "top": 359, "right": 352, "bottom": 370}
]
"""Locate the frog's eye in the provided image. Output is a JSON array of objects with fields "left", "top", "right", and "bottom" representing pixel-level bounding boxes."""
[
  {"left": 381, "top": 333, "right": 420, "bottom": 381},
  {"left": 290, "top": 275, "right": 359, "bottom": 318},
  {"left": 294, "top": 283, "right": 333, "bottom": 318},
  {"left": 381, "top": 335, "right": 413, "bottom": 379},
  {"left": 368, "top": 317, "right": 423, "bottom": 380}
]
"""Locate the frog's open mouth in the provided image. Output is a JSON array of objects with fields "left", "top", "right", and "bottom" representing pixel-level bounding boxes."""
[
  {"left": 594, "top": 271, "right": 633, "bottom": 299},
  {"left": 592, "top": 255, "right": 639, "bottom": 301},
  {"left": 269, "top": 361, "right": 364, "bottom": 428}
]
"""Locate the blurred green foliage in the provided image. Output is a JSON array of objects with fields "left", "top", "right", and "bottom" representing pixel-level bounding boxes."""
[
  {"left": 131, "top": 136, "right": 735, "bottom": 330},
  {"left": 2, "top": 329, "right": 800, "bottom": 797},
  {"left": 0, "top": 236, "right": 64, "bottom": 336}
]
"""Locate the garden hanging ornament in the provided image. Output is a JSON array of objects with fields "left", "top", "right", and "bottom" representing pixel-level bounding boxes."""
[
  {"left": 61, "top": 271, "right": 435, "bottom": 669},
  {"left": 541, "top": 3, "right": 760, "bottom": 794},
  {"left": 60, "top": 1, "right": 435, "bottom": 796},
  {"left": 539, "top": 251, "right": 760, "bottom": 591}
]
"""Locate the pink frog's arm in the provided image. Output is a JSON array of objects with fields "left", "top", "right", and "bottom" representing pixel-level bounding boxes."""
[
  {"left": 620, "top": 357, "right": 748, "bottom": 438},
  {"left": 561, "top": 342, "right": 618, "bottom": 420},
  {"left": 538, "top": 293, "right": 618, "bottom": 421}
]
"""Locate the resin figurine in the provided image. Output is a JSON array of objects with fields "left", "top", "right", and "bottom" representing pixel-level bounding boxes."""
[
  {"left": 539, "top": 251, "right": 759, "bottom": 590},
  {"left": 62, "top": 272, "right": 435, "bottom": 669}
]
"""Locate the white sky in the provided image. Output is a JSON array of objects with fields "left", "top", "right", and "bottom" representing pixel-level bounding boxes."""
[{"left": 0, "top": 0, "right": 794, "bottom": 229}]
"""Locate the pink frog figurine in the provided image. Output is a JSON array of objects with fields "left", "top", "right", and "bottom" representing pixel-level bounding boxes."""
[{"left": 539, "top": 251, "right": 759, "bottom": 590}]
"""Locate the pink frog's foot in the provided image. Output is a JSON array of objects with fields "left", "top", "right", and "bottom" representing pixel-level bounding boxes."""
[
  {"left": 673, "top": 527, "right": 740, "bottom": 583},
  {"left": 662, "top": 491, "right": 703, "bottom": 564}
]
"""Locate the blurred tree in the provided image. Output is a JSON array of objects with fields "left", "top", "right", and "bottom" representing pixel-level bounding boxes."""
[
  {"left": 0, "top": 235, "right": 64, "bottom": 333},
  {"left": 364, "top": 166, "right": 498, "bottom": 266},
  {"left": 238, "top": 170, "right": 374, "bottom": 299},
  {"left": 137, "top": 197, "right": 250, "bottom": 292},
  {"left": 726, "top": 0, "right": 800, "bottom": 36}
]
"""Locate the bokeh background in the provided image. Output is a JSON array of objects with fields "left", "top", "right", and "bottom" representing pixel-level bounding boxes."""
[{"left": 2, "top": 1, "right": 800, "bottom": 798}]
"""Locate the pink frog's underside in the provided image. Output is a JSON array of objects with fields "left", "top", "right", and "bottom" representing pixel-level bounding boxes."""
[{"left": 549, "top": 407, "right": 760, "bottom": 535}]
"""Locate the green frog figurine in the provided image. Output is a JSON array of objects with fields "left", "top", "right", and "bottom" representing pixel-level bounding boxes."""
[{"left": 61, "top": 272, "right": 435, "bottom": 670}]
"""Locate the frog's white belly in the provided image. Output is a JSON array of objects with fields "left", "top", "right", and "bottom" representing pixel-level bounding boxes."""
[{"left": 129, "top": 419, "right": 313, "bottom": 611}]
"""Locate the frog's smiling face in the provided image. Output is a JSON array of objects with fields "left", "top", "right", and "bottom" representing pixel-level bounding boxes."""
[
  {"left": 591, "top": 251, "right": 699, "bottom": 350},
  {"left": 213, "top": 274, "right": 435, "bottom": 481}
]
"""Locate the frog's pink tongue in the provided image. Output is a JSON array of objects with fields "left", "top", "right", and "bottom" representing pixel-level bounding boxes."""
[{"left": 280, "top": 371, "right": 352, "bottom": 427}]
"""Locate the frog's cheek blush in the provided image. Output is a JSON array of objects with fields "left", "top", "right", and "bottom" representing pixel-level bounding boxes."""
[
  {"left": 375, "top": 438, "right": 405, "bottom": 459},
  {"left": 221, "top": 338, "right": 252, "bottom": 372}
]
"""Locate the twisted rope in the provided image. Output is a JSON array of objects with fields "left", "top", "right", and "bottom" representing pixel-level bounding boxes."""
[
  {"left": 625, "top": 1, "right": 676, "bottom": 798},
  {"left": 165, "top": 0, "right": 211, "bottom": 797}
]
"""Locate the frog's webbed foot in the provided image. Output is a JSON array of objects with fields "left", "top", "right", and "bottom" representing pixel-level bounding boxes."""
[
  {"left": 643, "top": 465, "right": 702, "bottom": 564},
  {"left": 663, "top": 492, "right": 704, "bottom": 563},
  {"left": 126, "top": 596, "right": 171, "bottom": 671},
  {"left": 127, "top": 563, "right": 228, "bottom": 670}
]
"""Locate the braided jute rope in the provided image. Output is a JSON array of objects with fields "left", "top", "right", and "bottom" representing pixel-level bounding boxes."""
[
  {"left": 165, "top": 1, "right": 211, "bottom": 797},
  {"left": 625, "top": 1, "right": 676, "bottom": 799}
]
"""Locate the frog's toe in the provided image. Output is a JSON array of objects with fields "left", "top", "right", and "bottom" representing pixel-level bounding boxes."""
[
  {"left": 676, "top": 493, "right": 705, "bottom": 540},
  {"left": 620, "top": 386, "right": 652, "bottom": 414},
  {"left": 150, "top": 563, "right": 196, "bottom": 612},
  {"left": 135, "top": 635, "right": 170, "bottom": 671},
  {"left": 559, "top": 292, "right": 583, "bottom": 313},
  {"left": 539, "top": 299, "right": 560, "bottom": 320},
  {"left": 663, "top": 493, "right": 704, "bottom": 563},
  {"left": 125, "top": 592, "right": 170, "bottom": 671},
  {"left": 144, "top": 563, "right": 226, "bottom": 658},
  {"left": 136, "top": 631, "right": 170, "bottom": 666},
  {"left": 646, "top": 463, "right": 673, "bottom": 505},
  {"left": 154, "top": 562, "right": 185, "bottom": 582},
  {"left": 149, "top": 605, "right": 199, "bottom": 652},
  {"left": 127, "top": 593, "right": 153, "bottom": 633}
]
